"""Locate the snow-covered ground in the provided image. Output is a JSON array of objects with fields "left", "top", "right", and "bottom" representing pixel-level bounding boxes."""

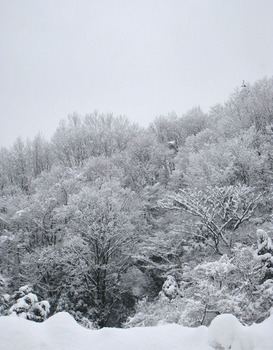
[{"left": 1, "top": 311, "right": 273, "bottom": 350}]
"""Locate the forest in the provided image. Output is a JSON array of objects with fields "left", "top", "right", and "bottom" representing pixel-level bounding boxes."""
[{"left": 0, "top": 77, "right": 272, "bottom": 329}]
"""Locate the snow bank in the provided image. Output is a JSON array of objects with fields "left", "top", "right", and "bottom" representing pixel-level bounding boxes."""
[
  {"left": 0, "top": 311, "right": 273, "bottom": 350},
  {"left": 208, "top": 314, "right": 250, "bottom": 350},
  {"left": 208, "top": 312, "right": 273, "bottom": 350}
]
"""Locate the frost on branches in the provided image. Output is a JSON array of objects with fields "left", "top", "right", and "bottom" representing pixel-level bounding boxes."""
[{"left": 162, "top": 185, "right": 262, "bottom": 254}]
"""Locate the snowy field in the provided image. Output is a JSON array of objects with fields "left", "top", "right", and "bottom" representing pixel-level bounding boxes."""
[{"left": 1, "top": 311, "right": 273, "bottom": 350}]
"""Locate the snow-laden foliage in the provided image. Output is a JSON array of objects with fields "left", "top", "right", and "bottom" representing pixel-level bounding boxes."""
[
  {"left": 52, "top": 179, "right": 145, "bottom": 327},
  {"left": 254, "top": 229, "right": 273, "bottom": 317},
  {"left": 126, "top": 229, "right": 273, "bottom": 327},
  {"left": 0, "top": 274, "right": 10, "bottom": 314},
  {"left": 160, "top": 275, "right": 178, "bottom": 299},
  {"left": 1, "top": 285, "right": 50, "bottom": 322},
  {"left": 183, "top": 243, "right": 272, "bottom": 325},
  {"left": 255, "top": 229, "right": 273, "bottom": 271}
]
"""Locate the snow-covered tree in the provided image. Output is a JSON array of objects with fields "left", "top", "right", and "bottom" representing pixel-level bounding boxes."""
[
  {"left": 55, "top": 179, "right": 145, "bottom": 327},
  {"left": 126, "top": 228, "right": 273, "bottom": 328},
  {"left": 149, "top": 113, "right": 184, "bottom": 148},
  {"left": 173, "top": 127, "right": 272, "bottom": 191},
  {"left": 116, "top": 131, "right": 174, "bottom": 190},
  {"left": 255, "top": 229, "right": 273, "bottom": 280},
  {"left": 181, "top": 234, "right": 273, "bottom": 325},
  {"left": 0, "top": 274, "right": 10, "bottom": 315},
  {"left": 162, "top": 185, "right": 262, "bottom": 253},
  {"left": 254, "top": 229, "right": 273, "bottom": 320},
  {"left": 52, "top": 113, "right": 139, "bottom": 167}
]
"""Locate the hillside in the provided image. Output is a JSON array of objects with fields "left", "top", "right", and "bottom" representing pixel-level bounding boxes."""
[{"left": 0, "top": 77, "right": 272, "bottom": 329}]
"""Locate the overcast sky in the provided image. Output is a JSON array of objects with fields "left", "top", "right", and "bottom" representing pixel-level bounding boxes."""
[{"left": 0, "top": 0, "right": 272, "bottom": 147}]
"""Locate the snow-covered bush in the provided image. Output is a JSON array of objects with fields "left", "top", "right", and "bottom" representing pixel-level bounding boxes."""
[
  {"left": 160, "top": 275, "right": 178, "bottom": 299},
  {"left": 3, "top": 285, "right": 50, "bottom": 322}
]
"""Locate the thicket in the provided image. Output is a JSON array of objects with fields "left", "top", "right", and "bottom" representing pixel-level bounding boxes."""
[{"left": 0, "top": 77, "right": 272, "bottom": 327}]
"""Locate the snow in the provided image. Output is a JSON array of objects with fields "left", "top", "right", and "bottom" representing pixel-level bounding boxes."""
[
  {"left": 3, "top": 293, "right": 10, "bottom": 302},
  {"left": 32, "top": 300, "right": 51, "bottom": 318},
  {"left": 9, "top": 293, "right": 38, "bottom": 314},
  {"left": 19, "top": 285, "right": 32, "bottom": 294},
  {"left": 208, "top": 314, "right": 249, "bottom": 350},
  {"left": 1, "top": 311, "right": 273, "bottom": 350},
  {"left": 208, "top": 312, "right": 273, "bottom": 350}
]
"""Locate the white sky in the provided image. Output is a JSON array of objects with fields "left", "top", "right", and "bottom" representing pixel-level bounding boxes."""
[{"left": 0, "top": 0, "right": 272, "bottom": 147}]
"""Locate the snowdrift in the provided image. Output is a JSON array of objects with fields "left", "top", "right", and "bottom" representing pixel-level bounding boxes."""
[{"left": 1, "top": 311, "right": 273, "bottom": 350}]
